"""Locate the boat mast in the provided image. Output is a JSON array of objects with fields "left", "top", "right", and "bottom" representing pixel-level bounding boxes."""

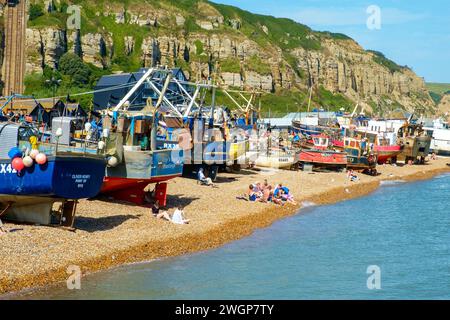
[{"left": 151, "top": 73, "right": 172, "bottom": 151}]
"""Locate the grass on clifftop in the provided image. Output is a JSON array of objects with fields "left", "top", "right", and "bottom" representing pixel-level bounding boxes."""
[
  {"left": 367, "top": 50, "right": 406, "bottom": 73},
  {"left": 426, "top": 82, "right": 450, "bottom": 105},
  {"left": 426, "top": 83, "right": 450, "bottom": 95}
]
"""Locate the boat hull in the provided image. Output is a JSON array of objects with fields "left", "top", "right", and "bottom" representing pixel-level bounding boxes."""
[
  {"left": 375, "top": 145, "right": 402, "bottom": 164},
  {"left": 347, "top": 156, "right": 377, "bottom": 171},
  {"left": 298, "top": 150, "right": 347, "bottom": 169},
  {"left": 431, "top": 139, "right": 450, "bottom": 156},
  {"left": 255, "top": 155, "right": 295, "bottom": 169},
  {"left": 399, "top": 136, "right": 432, "bottom": 159},
  {"left": 101, "top": 149, "right": 183, "bottom": 202},
  {"left": 0, "top": 155, "right": 106, "bottom": 200}
]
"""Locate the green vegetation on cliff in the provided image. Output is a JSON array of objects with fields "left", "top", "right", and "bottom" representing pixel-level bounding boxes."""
[
  {"left": 367, "top": 50, "right": 406, "bottom": 73},
  {"left": 426, "top": 82, "right": 450, "bottom": 105}
]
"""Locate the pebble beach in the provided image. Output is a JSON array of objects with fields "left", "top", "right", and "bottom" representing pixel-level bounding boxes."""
[{"left": 1, "top": 157, "right": 449, "bottom": 296}]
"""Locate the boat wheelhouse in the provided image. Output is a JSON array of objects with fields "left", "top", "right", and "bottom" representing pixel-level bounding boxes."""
[
  {"left": 397, "top": 123, "right": 432, "bottom": 164},
  {"left": 344, "top": 137, "right": 377, "bottom": 175}
]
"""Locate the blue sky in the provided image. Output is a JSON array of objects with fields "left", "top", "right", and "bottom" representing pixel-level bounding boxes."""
[{"left": 213, "top": 0, "right": 450, "bottom": 83}]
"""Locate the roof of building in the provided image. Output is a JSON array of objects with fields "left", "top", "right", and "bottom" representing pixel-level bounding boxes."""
[{"left": 96, "top": 73, "right": 137, "bottom": 87}]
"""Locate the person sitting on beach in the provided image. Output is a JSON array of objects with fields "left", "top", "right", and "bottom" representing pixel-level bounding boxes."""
[
  {"left": 198, "top": 168, "right": 215, "bottom": 187},
  {"left": 247, "top": 184, "right": 258, "bottom": 202},
  {"left": 259, "top": 185, "right": 274, "bottom": 203},
  {"left": 262, "top": 179, "right": 270, "bottom": 191},
  {"left": 171, "top": 207, "right": 190, "bottom": 225},
  {"left": 272, "top": 186, "right": 285, "bottom": 205},
  {"left": 253, "top": 182, "right": 263, "bottom": 193},
  {"left": 278, "top": 184, "right": 297, "bottom": 205},
  {"left": 151, "top": 200, "right": 171, "bottom": 221},
  {"left": 347, "top": 170, "right": 358, "bottom": 182},
  {"left": 431, "top": 152, "right": 437, "bottom": 160}
]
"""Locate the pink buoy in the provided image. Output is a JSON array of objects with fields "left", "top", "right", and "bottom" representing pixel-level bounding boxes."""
[
  {"left": 23, "top": 156, "right": 34, "bottom": 168},
  {"left": 30, "top": 149, "right": 40, "bottom": 159},
  {"left": 36, "top": 153, "right": 47, "bottom": 165},
  {"left": 12, "top": 158, "right": 25, "bottom": 172}
]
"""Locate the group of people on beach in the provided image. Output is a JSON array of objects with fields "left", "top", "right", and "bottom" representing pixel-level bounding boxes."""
[{"left": 243, "top": 180, "right": 297, "bottom": 205}]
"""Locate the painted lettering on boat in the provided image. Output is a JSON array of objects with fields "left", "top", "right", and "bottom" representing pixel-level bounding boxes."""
[
  {"left": 71, "top": 174, "right": 91, "bottom": 189},
  {"left": 0, "top": 164, "right": 17, "bottom": 174}
]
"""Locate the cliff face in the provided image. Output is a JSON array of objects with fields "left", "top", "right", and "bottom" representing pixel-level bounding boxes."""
[
  {"left": 437, "top": 94, "right": 450, "bottom": 115},
  {"left": 2, "top": 0, "right": 435, "bottom": 113}
]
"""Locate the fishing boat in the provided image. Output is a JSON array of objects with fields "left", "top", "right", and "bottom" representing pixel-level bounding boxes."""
[
  {"left": 182, "top": 113, "right": 248, "bottom": 179},
  {"left": 251, "top": 129, "right": 297, "bottom": 170},
  {"left": 297, "top": 134, "right": 347, "bottom": 171},
  {"left": 341, "top": 117, "right": 404, "bottom": 164},
  {"left": 397, "top": 123, "right": 432, "bottom": 164},
  {"left": 344, "top": 137, "right": 378, "bottom": 175},
  {"left": 423, "top": 119, "right": 450, "bottom": 156},
  {"left": 167, "top": 81, "right": 249, "bottom": 179},
  {"left": 346, "top": 129, "right": 401, "bottom": 164},
  {"left": 429, "top": 128, "right": 450, "bottom": 156},
  {"left": 97, "top": 69, "right": 187, "bottom": 205},
  {"left": 255, "top": 152, "right": 296, "bottom": 169},
  {"left": 0, "top": 121, "right": 106, "bottom": 226},
  {"left": 375, "top": 142, "right": 402, "bottom": 164}
]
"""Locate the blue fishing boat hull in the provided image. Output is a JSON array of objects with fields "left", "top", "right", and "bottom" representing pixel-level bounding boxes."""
[{"left": 0, "top": 155, "right": 106, "bottom": 200}]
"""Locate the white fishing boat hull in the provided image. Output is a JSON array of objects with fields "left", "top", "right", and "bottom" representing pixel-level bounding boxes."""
[
  {"left": 430, "top": 129, "right": 450, "bottom": 156},
  {"left": 255, "top": 155, "right": 296, "bottom": 169}
]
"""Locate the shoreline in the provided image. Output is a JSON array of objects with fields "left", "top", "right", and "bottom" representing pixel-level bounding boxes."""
[{"left": 1, "top": 159, "right": 449, "bottom": 297}]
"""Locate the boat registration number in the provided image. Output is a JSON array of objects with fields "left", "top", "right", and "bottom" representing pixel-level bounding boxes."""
[
  {"left": 0, "top": 164, "right": 18, "bottom": 174},
  {"left": 71, "top": 174, "right": 91, "bottom": 189}
]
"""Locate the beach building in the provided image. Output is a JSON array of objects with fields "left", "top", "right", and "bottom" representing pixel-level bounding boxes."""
[{"left": 2, "top": 98, "right": 86, "bottom": 125}]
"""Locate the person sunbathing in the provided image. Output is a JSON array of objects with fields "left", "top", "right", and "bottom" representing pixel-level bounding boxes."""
[
  {"left": 259, "top": 185, "right": 273, "bottom": 203},
  {"left": 248, "top": 184, "right": 259, "bottom": 202},
  {"left": 198, "top": 168, "right": 215, "bottom": 186},
  {"left": 280, "top": 189, "right": 297, "bottom": 205},
  {"left": 151, "top": 200, "right": 171, "bottom": 221},
  {"left": 272, "top": 189, "right": 284, "bottom": 205},
  {"left": 254, "top": 182, "right": 263, "bottom": 193},
  {"left": 347, "top": 170, "right": 358, "bottom": 182},
  {"left": 171, "top": 207, "right": 190, "bottom": 225}
]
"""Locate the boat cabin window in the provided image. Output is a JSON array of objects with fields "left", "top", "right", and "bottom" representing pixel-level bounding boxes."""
[
  {"left": 313, "top": 137, "right": 329, "bottom": 146},
  {"left": 379, "top": 138, "right": 389, "bottom": 146}
]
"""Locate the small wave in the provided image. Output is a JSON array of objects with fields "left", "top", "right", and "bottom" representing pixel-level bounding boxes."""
[
  {"left": 380, "top": 180, "right": 406, "bottom": 186},
  {"left": 433, "top": 173, "right": 450, "bottom": 180},
  {"left": 301, "top": 201, "right": 317, "bottom": 208}
]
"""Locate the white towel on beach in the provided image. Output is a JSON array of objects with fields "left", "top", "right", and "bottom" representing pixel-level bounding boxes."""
[{"left": 171, "top": 209, "right": 185, "bottom": 225}]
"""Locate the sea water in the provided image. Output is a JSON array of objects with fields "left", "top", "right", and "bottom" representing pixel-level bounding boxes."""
[{"left": 17, "top": 174, "right": 450, "bottom": 300}]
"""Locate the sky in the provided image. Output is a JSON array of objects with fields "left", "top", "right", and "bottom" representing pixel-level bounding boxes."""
[{"left": 213, "top": 0, "right": 450, "bottom": 83}]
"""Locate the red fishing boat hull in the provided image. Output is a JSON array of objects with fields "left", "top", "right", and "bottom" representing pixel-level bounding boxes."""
[
  {"left": 100, "top": 174, "right": 181, "bottom": 206},
  {"left": 332, "top": 140, "right": 344, "bottom": 150},
  {"left": 298, "top": 150, "right": 347, "bottom": 167},
  {"left": 375, "top": 145, "right": 402, "bottom": 164}
]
